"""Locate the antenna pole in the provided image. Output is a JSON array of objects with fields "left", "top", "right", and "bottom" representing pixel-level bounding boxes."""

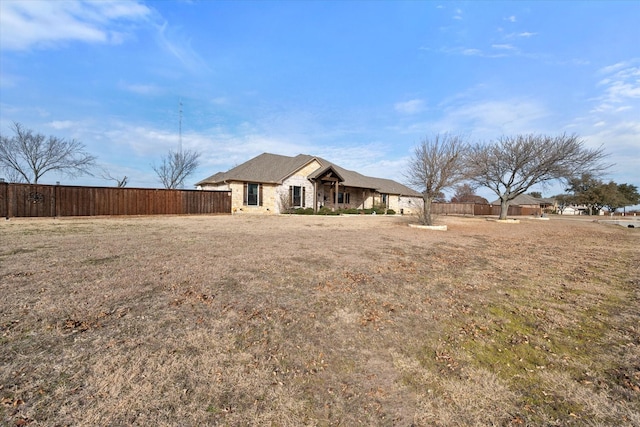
[{"left": 179, "top": 99, "right": 183, "bottom": 154}]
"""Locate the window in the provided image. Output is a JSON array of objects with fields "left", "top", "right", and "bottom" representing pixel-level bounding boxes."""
[
  {"left": 290, "top": 185, "right": 305, "bottom": 207},
  {"left": 244, "top": 183, "right": 262, "bottom": 206},
  {"left": 336, "top": 192, "right": 350, "bottom": 204}
]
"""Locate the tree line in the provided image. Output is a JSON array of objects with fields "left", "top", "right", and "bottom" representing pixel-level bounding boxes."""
[
  {"left": 406, "top": 133, "right": 636, "bottom": 225},
  {"left": 0, "top": 122, "right": 199, "bottom": 190},
  {"left": 557, "top": 174, "right": 640, "bottom": 216}
]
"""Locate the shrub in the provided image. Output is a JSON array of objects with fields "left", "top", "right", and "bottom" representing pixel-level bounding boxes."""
[
  {"left": 317, "top": 207, "right": 339, "bottom": 215},
  {"left": 341, "top": 208, "right": 360, "bottom": 215},
  {"left": 294, "top": 208, "right": 315, "bottom": 215}
]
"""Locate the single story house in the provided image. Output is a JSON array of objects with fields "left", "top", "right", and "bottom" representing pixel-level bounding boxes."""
[
  {"left": 490, "top": 194, "right": 556, "bottom": 212},
  {"left": 195, "top": 153, "right": 423, "bottom": 214},
  {"left": 559, "top": 205, "right": 604, "bottom": 215}
]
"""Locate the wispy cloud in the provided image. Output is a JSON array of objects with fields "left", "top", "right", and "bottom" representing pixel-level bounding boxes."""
[
  {"left": 460, "top": 48, "right": 485, "bottom": 57},
  {"left": 119, "top": 82, "right": 163, "bottom": 96},
  {"left": 47, "top": 120, "right": 77, "bottom": 130},
  {"left": 593, "top": 60, "right": 640, "bottom": 111},
  {"left": 436, "top": 99, "right": 550, "bottom": 138},
  {"left": 491, "top": 44, "right": 516, "bottom": 51},
  {"left": 394, "top": 99, "right": 425, "bottom": 114},
  {"left": 447, "top": 47, "right": 508, "bottom": 58},
  {"left": 154, "top": 21, "right": 210, "bottom": 74},
  {"left": 0, "top": 0, "right": 151, "bottom": 50}
]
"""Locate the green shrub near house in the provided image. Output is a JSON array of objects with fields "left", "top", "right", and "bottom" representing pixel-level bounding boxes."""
[
  {"left": 287, "top": 207, "right": 397, "bottom": 215},
  {"left": 316, "top": 207, "right": 340, "bottom": 215},
  {"left": 294, "top": 207, "right": 315, "bottom": 215}
]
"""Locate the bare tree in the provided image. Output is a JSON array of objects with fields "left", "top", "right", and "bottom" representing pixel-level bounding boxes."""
[
  {"left": 100, "top": 167, "right": 128, "bottom": 187},
  {"left": 0, "top": 166, "right": 25, "bottom": 183},
  {"left": 450, "top": 183, "right": 488, "bottom": 204},
  {"left": 466, "top": 134, "right": 609, "bottom": 220},
  {"left": 0, "top": 122, "right": 96, "bottom": 184},
  {"left": 153, "top": 149, "right": 200, "bottom": 189},
  {"left": 277, "top": 188, "right": 293, "bottom": 214},
  {"left": 405, "top": 133, "right": 468, "bottom": 225}
]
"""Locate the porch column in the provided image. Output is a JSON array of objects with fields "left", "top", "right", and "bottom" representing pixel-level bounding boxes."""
[
  {"left": 335, "top": 181, "right": 339, "bottom": 210},
  {"left": 313, "top": 181, "right": 318, "bottom": 212}
]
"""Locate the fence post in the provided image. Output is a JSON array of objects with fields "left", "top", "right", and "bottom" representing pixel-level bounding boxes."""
[
  {"left": 0, "top": 180, "right": 8, "bottom": 219},
  {"left": 54, "top": 182, "right": 59, "bottom": 218}
]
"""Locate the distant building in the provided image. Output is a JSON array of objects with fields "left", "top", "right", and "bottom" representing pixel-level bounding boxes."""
[{"left": 490, "top": 194, "right": 556, "bottom": 213}]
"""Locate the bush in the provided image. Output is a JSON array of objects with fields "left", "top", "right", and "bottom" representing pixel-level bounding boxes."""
[
  {"left": 294, "top": 208, "right": 315, "bottom": 215},
  {"left": 317, "top": 207, "right": 339, "bottom": 215}
]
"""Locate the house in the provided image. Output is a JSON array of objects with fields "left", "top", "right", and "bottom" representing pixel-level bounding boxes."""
[
  {"left": 490, "top": 194, "right": 556, "bottom": 212},
  {"left": 559, "top": 205, "right": 604, "bottom": 216},
  {"left": 195, "top": 153, "right": 423, "bottom": 214}
]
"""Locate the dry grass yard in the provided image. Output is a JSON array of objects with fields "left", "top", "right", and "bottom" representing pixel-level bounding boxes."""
[{"left": 1, "top": 214, "right": 638, "bottom": 426}]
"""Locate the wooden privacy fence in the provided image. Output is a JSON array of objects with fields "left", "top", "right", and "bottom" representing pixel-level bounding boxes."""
[
  {"left": 0, "top": 183, "right": 231, "bottom": 218},
  {"left": 432, "top": 202, "right": 542, "bottom": 217},
  {"left": 431, "top": 202, "right": 475, "bottom": 215}
]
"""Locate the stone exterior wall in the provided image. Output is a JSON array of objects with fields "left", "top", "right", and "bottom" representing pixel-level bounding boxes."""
[
  {"left": 277, "top": 160, "right": 322, "bottom": 213},
  {"left": 398, "top": 195, "right": 423, "bottom": 215},
  {"left": 225, "top": 182, "right": 276, "bottom": 214}
]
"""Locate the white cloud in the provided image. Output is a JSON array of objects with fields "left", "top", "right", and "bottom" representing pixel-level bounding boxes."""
[
  {"left": 569, "top": 62, "right": 639, "bottom": 185},
  {"left": 491, "top": 44, "right": 516, "bottom": 51},
  {"left": 506, "top": 16, "right": 517, "bottom": 23},
  {"left": 594, "top": 60, "right": 640, "bottom": 111},
  {"left": 48, "top": 120, "right": 77, "bottom": 130},
  {"left": 210, "top": 97, "right": 228, "bottom": 106},
  {"left": 0, "top": 0, "right": 151, "bottom": 50},
  {"left": 583, "top": 120, "right": 640, "bottom": 183},
  {"left": 436, "top": 99, "right": 550, "bottom": 138},
  {"left": 461, "top": 48, "right": 483, "bottom": 56},
  {"left": 394, "top": 99, "right": 425, "bottom": 114},
  {"left": 119, "top": 82, "right": 163, "bottom": 96}
]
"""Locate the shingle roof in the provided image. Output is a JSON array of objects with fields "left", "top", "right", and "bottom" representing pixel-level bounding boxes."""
[
  {"left": 196, "top": 153, "right": 316, "bottom": 185},
  {"left": 196, "top": 152, "right": 422, "bottom": 197}
]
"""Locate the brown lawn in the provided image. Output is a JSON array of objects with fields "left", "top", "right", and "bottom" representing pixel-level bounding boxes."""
[{"left": 1, "top": 214, "right": 638, "bottom": 426}]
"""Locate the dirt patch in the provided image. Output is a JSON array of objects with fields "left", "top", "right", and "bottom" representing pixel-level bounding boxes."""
[{"left": 1, "top": 214, "right": 638, "bottom": 425}]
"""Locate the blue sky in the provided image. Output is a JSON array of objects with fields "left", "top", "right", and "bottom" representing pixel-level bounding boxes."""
[{"left": 1, "top": 0, "right": 638, "bottom": 200}]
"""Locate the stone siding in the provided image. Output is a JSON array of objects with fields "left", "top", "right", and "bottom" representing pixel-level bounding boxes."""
[{"left": 398, "top": 196, "right": 423, "bottom": 215}]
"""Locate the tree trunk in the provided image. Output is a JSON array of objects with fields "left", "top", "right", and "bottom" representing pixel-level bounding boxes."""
[
  {"left": 423, "top": 196, "right": 433, "bottom": 225},
  {"left": 499, "top": 198, "right": 509, "bottom": 220}
]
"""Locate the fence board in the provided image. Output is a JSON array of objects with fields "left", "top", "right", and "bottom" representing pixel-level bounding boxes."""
[{"left": 1, "top": 183, "right": 231, "bottom": 218}]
